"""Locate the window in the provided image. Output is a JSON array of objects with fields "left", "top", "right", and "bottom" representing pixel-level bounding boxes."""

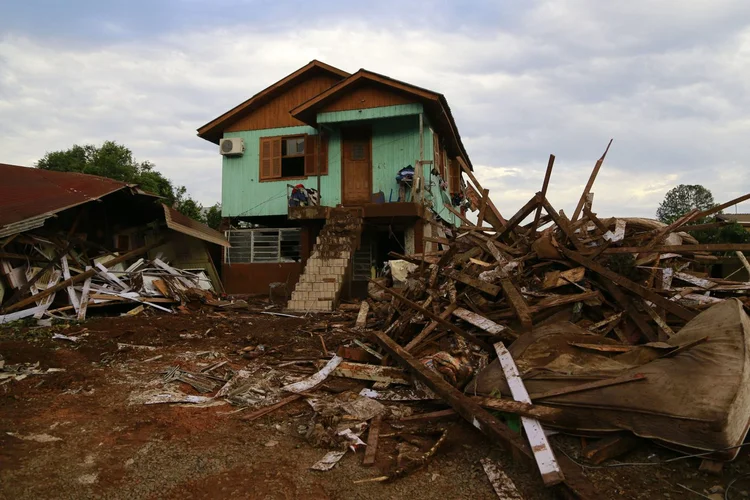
[
  {"left": 259, "top": 134, "right": 328, "bottom": 181},
  {"left": 225, "top": 228, "right": 301, "bottom": 263}
]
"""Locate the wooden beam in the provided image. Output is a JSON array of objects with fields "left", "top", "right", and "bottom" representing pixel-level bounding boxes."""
[
  {"left": 689, "top": 192, "right": 750, "bottom": 222},
  {"left": 642, "top": 209, "right": 699, "bottom": 251},
  {"left": 404, "top": 303, "right": 458, "bottom": 352},
  {"left": 498, "top": 273, "right": 533, "bottom": 330},
  {"left": 582, "top": 434, "right": 640, "bottom": 465},
  {"left": 540, "top": 198, "right": 587, "bottom": 253},
  {"left": 562, "top": 248, "right": 696, "bottom": 322},
  {"left": 530, "top": 154, "right": 555, "bottom": 235},
  {"left": 494, "top": 342, "right": 564, "bottom": 486},
  {"left": 571, "top": 139, "right": 613, "bottom": 223},
  {"left": 598, "top": 278, "right": 658, "bottom": 343},
  {"left": 457, "top": 157, "right": 510, "bottom": 233},
  {"left": 369, "top": 280, "right": 492, "bottom": 351},
  {"left": 602, "top": 243, "right": 750, "bottom": 254},
  {"left": 446, "top": 269, "right": 501, "bottom": 296},
  {"left": 494, "top": 193, "right": 540, "bottom": 241},
  {"left": 2, "top": 239, "right": 165, "bottom": 313},
  {"left": 737, "top": 251, "right": 750, "bottom": 278},
  {"left": 452, "top": 307, "right": 512, "bottom": 336},
  {"left": 530, "top": 373, "right": 646, "bottom": 401},
  {"left": 362, "top": 414, "right": 382, "bottom": 466},
  {"left": 476, "top": 188, "right": 490, "bottom": 228}
]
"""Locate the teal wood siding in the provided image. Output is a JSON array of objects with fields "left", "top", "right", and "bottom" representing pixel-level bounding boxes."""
[
  {"left": 318, "top": 103, "right": 423, "bottom": 124},
  {"left": 221, "top": 105, "right": 458, "bottom": 226},
  {"left": 221, "top": 125, "right": 342, "bottom": 217}
]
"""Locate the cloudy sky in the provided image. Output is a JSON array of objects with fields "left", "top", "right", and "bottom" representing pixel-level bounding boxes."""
[{"left": 2, "top": 0, "right": 750, "bottom": 218}]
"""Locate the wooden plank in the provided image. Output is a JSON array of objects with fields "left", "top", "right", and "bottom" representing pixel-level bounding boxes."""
[
  {"left": 642, "top": 209, "right": 699, "bottom": 251},
  {"left": 689, "top": 192, "right": 750, "bottom": 222},
  {"left": 603, "top": 243, "right": 750, "bottom": 254},
  {"left": 571, "top": 139, "right": 613, "bottom": 223},
  {"left": 498, "top": 274, "right": 533, "bottom": 330},
  {"left": 355, "top": 301, "right": 370, "bottom": 330},
  {"left": 642, "top": 302, "right": 676, "bottom": 340},
  {"left": 404, "top": 303, "right": 458, "bottom": 352},
  {"left": 494, "top": 342, "right": 564, "bottom": 487},
  {"left": 529, "top": 373, "right": 646, "bottom": 401},
  {"left": 424, "top": 236, "right": 452, "bottom": 246},
  {"left": 480, "top": 457, "right": 525, "bottom": 500},
  {"left": 452, "top": 307, "right": 510, "bottom": 336},
  {"left": 94, "top": 262, "right": 131, "bottom": 291},
  {"left": 541, "top": 267, "right": 585, "bottom": 290},
  {"left": 77, "top": 271, "right": 92, "bottom": 321},
  {"left": 582, "top": 434, "right": 640, "bottom": 465},
  {"left": 540, "top": 199, "right": 587, "bottom": 252},
  {"left": 399, "top": 409, "right": 458, "bottom": 422},
  {"left": 283, "top": 356, "right": 343, "bottom": 393},
  {"left": 242, "top": 394, "right": 303, "bottom": 421},
  {"left": 369, "top": 280, "right": 492, "bottom": 351},
  {"left": 60, "top": 255, "right": 80, "bottom": 313},
  {"left": 362, "top": 414, "right": 382, "bottom": 466},
  {"left": 530, "top": 154, "right": 555, "bottom": 236},
  {"left": 2, "top": 240, "right": 164, "bottom": 313},
  {"left": 446, "top": 269, "right": 501, "bottom": 296},
  {"left": 457, "top": 157, "right": 510, "bottom": 233},
  {"left": 568, "top": 342, "right": 634, "bottom": 353},
  {"left": 472, "top": 397, "right": 563, "bottom": 423},
  {"left": 494, "top": 194, "right": 540, "bottom": 241},
  {"left": 332, "top": 361, "right": 410, "bottom": 385},
  {"left": 477, "top": 188, "right": 490, "bottom": 228},
  {"left": 598, "top": 278, "right": 657, "bottom": 343},
  {"left": 562, "top": 248, "right": 696, "bottom": 322}
]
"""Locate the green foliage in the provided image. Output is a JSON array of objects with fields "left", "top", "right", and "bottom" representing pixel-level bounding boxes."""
[
  {"left": 205, "top": 203, "right": 222, "bottom": 230},
  {"left": 656, "top": 184, "right": 715, "bottom": 224},
  {"left": 690, "top": 221, "right": 750, "bottom": 245},
  {"left": 36, "top": 141, "right": 213, "bottom": 223}
]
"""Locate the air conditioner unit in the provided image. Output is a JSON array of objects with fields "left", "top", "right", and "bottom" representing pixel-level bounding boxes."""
[{"left": 219, "top": 137, "right": 245, "bottom": 156}]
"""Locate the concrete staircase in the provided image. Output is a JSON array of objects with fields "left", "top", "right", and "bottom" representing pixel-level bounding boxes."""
[{"left": 287, "top": 208, "right": 363, "bottom": 312}]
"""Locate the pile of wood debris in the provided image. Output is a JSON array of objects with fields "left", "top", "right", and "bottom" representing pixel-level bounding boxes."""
[
  {"left": 328, "top": 146, "right": 750, "bottom": 496},
  {"left": 0, "top": 231, "right": 218, "bottom": 324}
]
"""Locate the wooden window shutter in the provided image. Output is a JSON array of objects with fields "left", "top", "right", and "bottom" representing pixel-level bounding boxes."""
[
  {"left": 319, "top": 134, "right": 329, "bottom": 175},
  {"left": 449, "top": 158, "right": 459, "bottom": 194},
  {"left": 259, "top": 137, "right": 272, "bottom": 180},
  {"left": 432, "top": 132, "right": 440, "bottom": 175},
  {"left": 270, "top": 137, "right": 282, "bottom": 179},
  {"left": 304, "top": 134, "right": 317, "bottom": 176},
  {"left": 303, "top": 134, "right": 329, "bottom": 176}
]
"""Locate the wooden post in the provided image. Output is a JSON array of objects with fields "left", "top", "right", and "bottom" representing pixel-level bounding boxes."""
[
  {"left": 530, "top": 154, "right": 555, "bottom": 236},
  {"left": 571, "top": 139, "right": 613, "bottom": 223}
]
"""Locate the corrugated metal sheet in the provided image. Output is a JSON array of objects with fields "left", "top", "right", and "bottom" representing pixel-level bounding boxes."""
[
  {"left": 0, "top": 163, "right": 131, "bottom": 236},
  {"left": 162, "top": 204, "right": 230, "bottom": 247}
]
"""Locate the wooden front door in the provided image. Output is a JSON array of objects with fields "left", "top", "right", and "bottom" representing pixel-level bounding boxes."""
[{"left": 341, "top": 128, "right": 372, "bottom": 205}]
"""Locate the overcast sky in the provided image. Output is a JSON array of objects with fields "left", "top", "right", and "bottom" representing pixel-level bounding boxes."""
[{"left": 2, "top": 1, "right": 750, "bottom": 218}]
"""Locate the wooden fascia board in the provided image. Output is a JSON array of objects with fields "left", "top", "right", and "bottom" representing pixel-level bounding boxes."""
[{"left": 197, "top": 60, "right": 349, "bottom": 143}]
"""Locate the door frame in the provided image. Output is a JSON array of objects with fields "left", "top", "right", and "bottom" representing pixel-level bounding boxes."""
[{"left": 340, "top": 126, "right": 372, "bottom": 206}]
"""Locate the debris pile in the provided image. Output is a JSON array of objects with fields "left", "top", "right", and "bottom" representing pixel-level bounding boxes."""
[{"left": 0, "top": 231, "right": 218, "bottom": 324}]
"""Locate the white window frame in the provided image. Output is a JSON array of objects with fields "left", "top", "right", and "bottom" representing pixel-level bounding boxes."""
[{"left": 224, "top": 228, "right": 301, "bottom": 264}]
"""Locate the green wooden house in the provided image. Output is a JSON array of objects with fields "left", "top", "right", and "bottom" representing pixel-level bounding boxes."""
[{"left": 198, "top": 60, "right": 475, "bottom": 308}]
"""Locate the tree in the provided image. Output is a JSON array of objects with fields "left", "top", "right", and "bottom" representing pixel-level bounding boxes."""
[
  {"left": 656, "top": 184, "right": 715, "bottom": 224},
  {"left": 37, "top": 141, "right": 210, "bottom": 223},
  {"left": 205, "top": 203, "right": 222, "bottom": 230},
  {"left": 656, "top": 184, "right": 750, "bottom": 246}
]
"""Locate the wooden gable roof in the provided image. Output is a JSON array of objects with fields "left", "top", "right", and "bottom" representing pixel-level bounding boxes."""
[
  {"left": 197, "top": 60, "right": 349, "bottom": 144},
  {"left": 290, "top": 69, "right": 472, "bottom": 169}
]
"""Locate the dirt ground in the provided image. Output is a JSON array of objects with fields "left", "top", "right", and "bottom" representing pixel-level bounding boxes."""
[{"left": 2, "top": 304, "right": 750, "bottom": 500}]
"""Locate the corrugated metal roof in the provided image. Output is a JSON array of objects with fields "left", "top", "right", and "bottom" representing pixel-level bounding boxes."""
[
  {"left": 163, "top": 204, "right": 230, "bottom": 247},
  {"left": 0, "top": 163, "right": 132, "bottom": 235}
]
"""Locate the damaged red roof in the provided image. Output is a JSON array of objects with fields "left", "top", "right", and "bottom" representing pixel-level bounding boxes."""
[{"left": 0, "top": 163, "right": 132, "bottom": 235}]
